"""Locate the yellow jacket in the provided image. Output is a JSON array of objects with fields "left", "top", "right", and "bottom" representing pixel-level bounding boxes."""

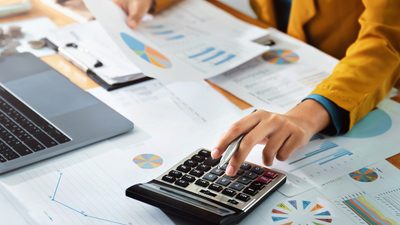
[{"left": 157, "top": 0, "right": 400, "bottom": 129}]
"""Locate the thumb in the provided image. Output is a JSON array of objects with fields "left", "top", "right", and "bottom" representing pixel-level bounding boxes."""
[{"left": 126, "top": 1, "right": 150, "bottom": 28}]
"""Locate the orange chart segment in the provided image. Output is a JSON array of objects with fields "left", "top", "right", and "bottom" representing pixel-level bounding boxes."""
[{"left": 120, "top": 32, "right": 172, "bottom": 69}]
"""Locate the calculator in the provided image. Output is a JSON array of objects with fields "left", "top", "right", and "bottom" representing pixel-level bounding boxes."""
[{"left": 126, "top": 149, "right": 286, "bottom": 225}]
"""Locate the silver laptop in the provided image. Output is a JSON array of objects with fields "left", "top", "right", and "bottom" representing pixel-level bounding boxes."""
[{"left": 0, "top": 53, "right": 133, "bottom": 173}]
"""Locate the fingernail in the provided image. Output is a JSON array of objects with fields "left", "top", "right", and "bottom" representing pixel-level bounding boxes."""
[
  {"left": 226, "top": 165, "right": 235, "bottom": 176},
  {"left": 211, "top": 148, "right": 219, "bottom": 158}
]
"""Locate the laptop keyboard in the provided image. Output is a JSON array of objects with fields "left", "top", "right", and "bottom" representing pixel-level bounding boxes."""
[{"left": 0, "top": 86, "right": 71, "bottom": 163}]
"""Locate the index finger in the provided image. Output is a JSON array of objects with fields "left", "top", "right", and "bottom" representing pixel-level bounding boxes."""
[{"left": 212, "top": 111, "right": 263, "bottom": 159}]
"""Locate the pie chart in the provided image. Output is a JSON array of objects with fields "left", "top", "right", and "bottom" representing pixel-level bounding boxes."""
[
  {"left": 271, "top": 200, "right": 333, "bottom": 224},
  {"left": 344, "top": 109, "right": 391, "bottom": 138},
  {"left": 349, "top": 168, "right": 378, "bottom": 182},
  {"left": 263, "top": 49, "right": 299, "bottom": 64},
  {"left": 133, "top": 153, "right": 163, "bottom": 169},
  {"left": 120, "top": 32, "right": 172, "bottom": 69}
]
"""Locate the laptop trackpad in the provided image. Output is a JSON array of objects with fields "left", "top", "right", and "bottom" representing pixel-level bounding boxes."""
[{"left": 4, "top": 70, "right": 98, "bottom": 119}]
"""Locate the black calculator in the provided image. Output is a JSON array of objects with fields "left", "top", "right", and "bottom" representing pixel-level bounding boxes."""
[{"left": 126, "top": 149, "right": 286, "bottom": 225}]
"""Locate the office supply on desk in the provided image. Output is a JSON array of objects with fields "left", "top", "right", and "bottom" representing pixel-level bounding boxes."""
[
  {"left": 0, "top": 0, "right": 31, "bottom": 18},
  {"left": 46, "top": 21, "right": 150, "bottom": 90},
  {"left": 126, "top": 148, "right": 287, "bottom": 225},
  {"left": 218, "top": 135, "right": 245, "bottom": 169},
  {"left": 0, "top": 53, "right": 133, "bottom": 173},
  {"left": 83, "top": 0, "right": 269, "bottom": 82}
]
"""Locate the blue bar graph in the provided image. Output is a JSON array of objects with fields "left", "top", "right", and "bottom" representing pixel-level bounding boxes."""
[
  {"left": 153, "top": 30, "right": 174, "bottom": 35},
  {"left": 289, "top": 148, "right": 353, "bottom": 172},
  {"left": 202, "top": 50, "right": 226, "bottom": 62},
  {"left": 289, "top": 141, "right": 338, "bottom": 165},
  {"left": 319, "top": 149, "right": 353, "bottom": 165},
  {"left": 167, "top": 35, "right": 185, "bottom": 40},
  {"left": 215, "top": 54, "right": 236, "bottom": 65},
  {"left": 189, "top": 47, "right": 215, "bottom": 59}
]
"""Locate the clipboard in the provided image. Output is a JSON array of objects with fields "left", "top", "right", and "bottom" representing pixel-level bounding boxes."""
[{"left": 44, "top": 21, "right": 152, "bottom": 91}]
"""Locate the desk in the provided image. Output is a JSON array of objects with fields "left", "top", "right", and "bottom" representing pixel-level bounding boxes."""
[{"left": 1, "top": 0, "right": 400, "bottom": 164}]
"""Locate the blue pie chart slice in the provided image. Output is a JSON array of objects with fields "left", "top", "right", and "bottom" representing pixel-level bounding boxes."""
[{"left": 344, "top": 109, "right": 392, "bottom": 138}]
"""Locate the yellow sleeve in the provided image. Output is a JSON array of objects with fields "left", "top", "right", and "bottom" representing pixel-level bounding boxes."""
[
  {"left": 153, "top": 0, "right": 180, "bottom": 14},
  {"left": 311, "top": 0, "right": 400, "bottom": 129}
]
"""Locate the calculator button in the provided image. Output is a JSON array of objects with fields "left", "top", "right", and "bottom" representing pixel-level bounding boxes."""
[
  {"left": 250, "top": 181, "right": 265, "bottom": 190},
  {"left": 236, "top": 193, "right": 251, "bottom": 202},
  {"left": 184, "top": 159, "right": 198, "bottom": 167},
  {"left": 177, "top": 165, "right": 191, "bottom": 173},
  {"left": 250, "top": 166, "right": 264, "bottom": 175},
  {"left": 200, "top": 189, "right": 217, "bottom": 197},
  {"left": 240, "top": 162, "right": 252, "bottom": 170},
  {"left": 220, "top": 163, "right": 228, "bottom": 170},
  {"left": 182, "top": 174, "right": 196, "bottom": 183},
  {"left": 169, "top": 170, "right": 183, "bottom": 178},
  {"left": 162, "top": 175, "right": 176, "bottom": 183},
  {"left": 223, "top": 174, "right": 239, "bottom": 180},
  {"left": 175, "top": 179, "right": 189, "bottom": 188},
  {"left": 216, "top": 177, "right": 232, "bottom": 186},
  {"left": 210, "top": 167, "right": 225, "bottom": 176},
  {"left": 263, "top": 171, "right": 278, "bottom": 179},
  {"left": 244, "top": 171, "right": 259, "bottom": 180},
  {"left": 236, "top": 169, "right": 245, "bottom": 175},
  {"left": 228, "top": 199, "right": 239, "bottom": 205},
  {"left": 190, "top": 169, "right": 204, "bottom": 177},
  {"left": 243, "top": 187, "right": 259, "bottom": 196},
  {"left": 230, "top": 182, "right": 245, "bottom": 191},
  {"left": 203, "top": 157, "right": 220, "bottom": 167},
  {"left": 191, "top": 155, "right": 205, "bottom": 162},
  {"left": 198, "top": 149, "right": 211, "bottom": 157},
  {"left": 208, "top": 184, "right": 223, "bottom": 192},
  {"left": 203, "top": 173, "right": 218, "bottom": 182},
  {"left": 195, "top": 179, "right": 210, "bottom": 187},
  {"left": 222, "top": 188, "right": 237, "bottom": 197},
  {"left": 196, "top": 164, "right": 211, "bottom": 172},
  {"left": 257, "top": 176, "right": 272, "bottom": 184},
  {"left": 237, "top": 176, "right": 252, "bottom": 185}
]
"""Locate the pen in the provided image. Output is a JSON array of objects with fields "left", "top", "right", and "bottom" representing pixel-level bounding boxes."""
[
  {"left": 217, "top": 134, "right": 245, "bottom": 169},
  {"left": 217, "top": 109, "right": 257, "bottom": 169}
]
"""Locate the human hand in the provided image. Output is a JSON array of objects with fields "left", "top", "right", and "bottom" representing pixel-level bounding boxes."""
[
  {"left": 113, "top": 0, "right": 153, "bottom": 28},
  {"left": 212, "top": 100, "right": 330, "bottom": 176}
]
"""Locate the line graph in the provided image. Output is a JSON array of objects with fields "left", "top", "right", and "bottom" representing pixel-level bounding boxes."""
[{"left": 50, "top": 172, "right": 129, "bottom": 225}]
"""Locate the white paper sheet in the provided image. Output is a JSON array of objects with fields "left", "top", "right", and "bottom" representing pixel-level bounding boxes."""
[
  {"left": 210, "top": 28, "right": 338, "bottom": 112},
  {"left": 88, "top": 80, "right": 242, "bottom": 137},
  {"left": 0, "top": 17, "right": 56, "bottom": 57},
  {"left": 83, "top": 0, "right": 269, "bottom": 82},
  {"left": 319, "top": 160, "right": 400, "bottom": 224}
]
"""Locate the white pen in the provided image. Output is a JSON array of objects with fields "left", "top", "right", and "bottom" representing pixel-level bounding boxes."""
[{"left": 217, "top": 134, "right": 245, "bottom": 169}]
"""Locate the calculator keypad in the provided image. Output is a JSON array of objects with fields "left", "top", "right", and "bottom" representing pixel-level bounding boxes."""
[{"left": 158, "top": 149, "right": 286, "bottom": 210}]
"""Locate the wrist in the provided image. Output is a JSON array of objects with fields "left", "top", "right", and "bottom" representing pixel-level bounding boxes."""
[{"left": 286, "top": 99, "right": 331, "bottom": 135}]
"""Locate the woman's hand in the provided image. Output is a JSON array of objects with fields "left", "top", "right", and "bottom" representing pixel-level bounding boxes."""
[
  {"left": 212, "top": 100, "right": 331, "bottom": 176},
  {"left": 114, "top": 0, "right": 153, "bottom": 28}
]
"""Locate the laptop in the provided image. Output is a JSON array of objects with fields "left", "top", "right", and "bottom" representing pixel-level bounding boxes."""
[{"left": 0, "top": 53, "right": 133, "bottom": 173}]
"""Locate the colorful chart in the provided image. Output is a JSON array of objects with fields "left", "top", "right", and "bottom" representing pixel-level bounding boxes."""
[
  {"left": 133, "top": 154, "right": 163, "bottom": 169},
  {"left": 271, "top": 200, "right": 333, "bottom": 224},
  {"left": 120, "top": 32, "right": 172, "bottom": 69},
  {"left": 344, "top": 109, "right": 392, "bottom": 138},
  {"left": 343, "top": 196, "right": 397, "bottom": 224},
  {"left": 349, "top": 168, "right": 379, "bottom": 182},
  {"left": 263, "top": 49, "right": 299, "bottom": 64}
]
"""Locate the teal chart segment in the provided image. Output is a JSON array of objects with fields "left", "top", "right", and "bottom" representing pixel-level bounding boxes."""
[
  {"left": 344, "top": 109, "right": 392, "bottom": 138},
  {"left": 120, "top": 32, "right": 172, "bottom": 69}
]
